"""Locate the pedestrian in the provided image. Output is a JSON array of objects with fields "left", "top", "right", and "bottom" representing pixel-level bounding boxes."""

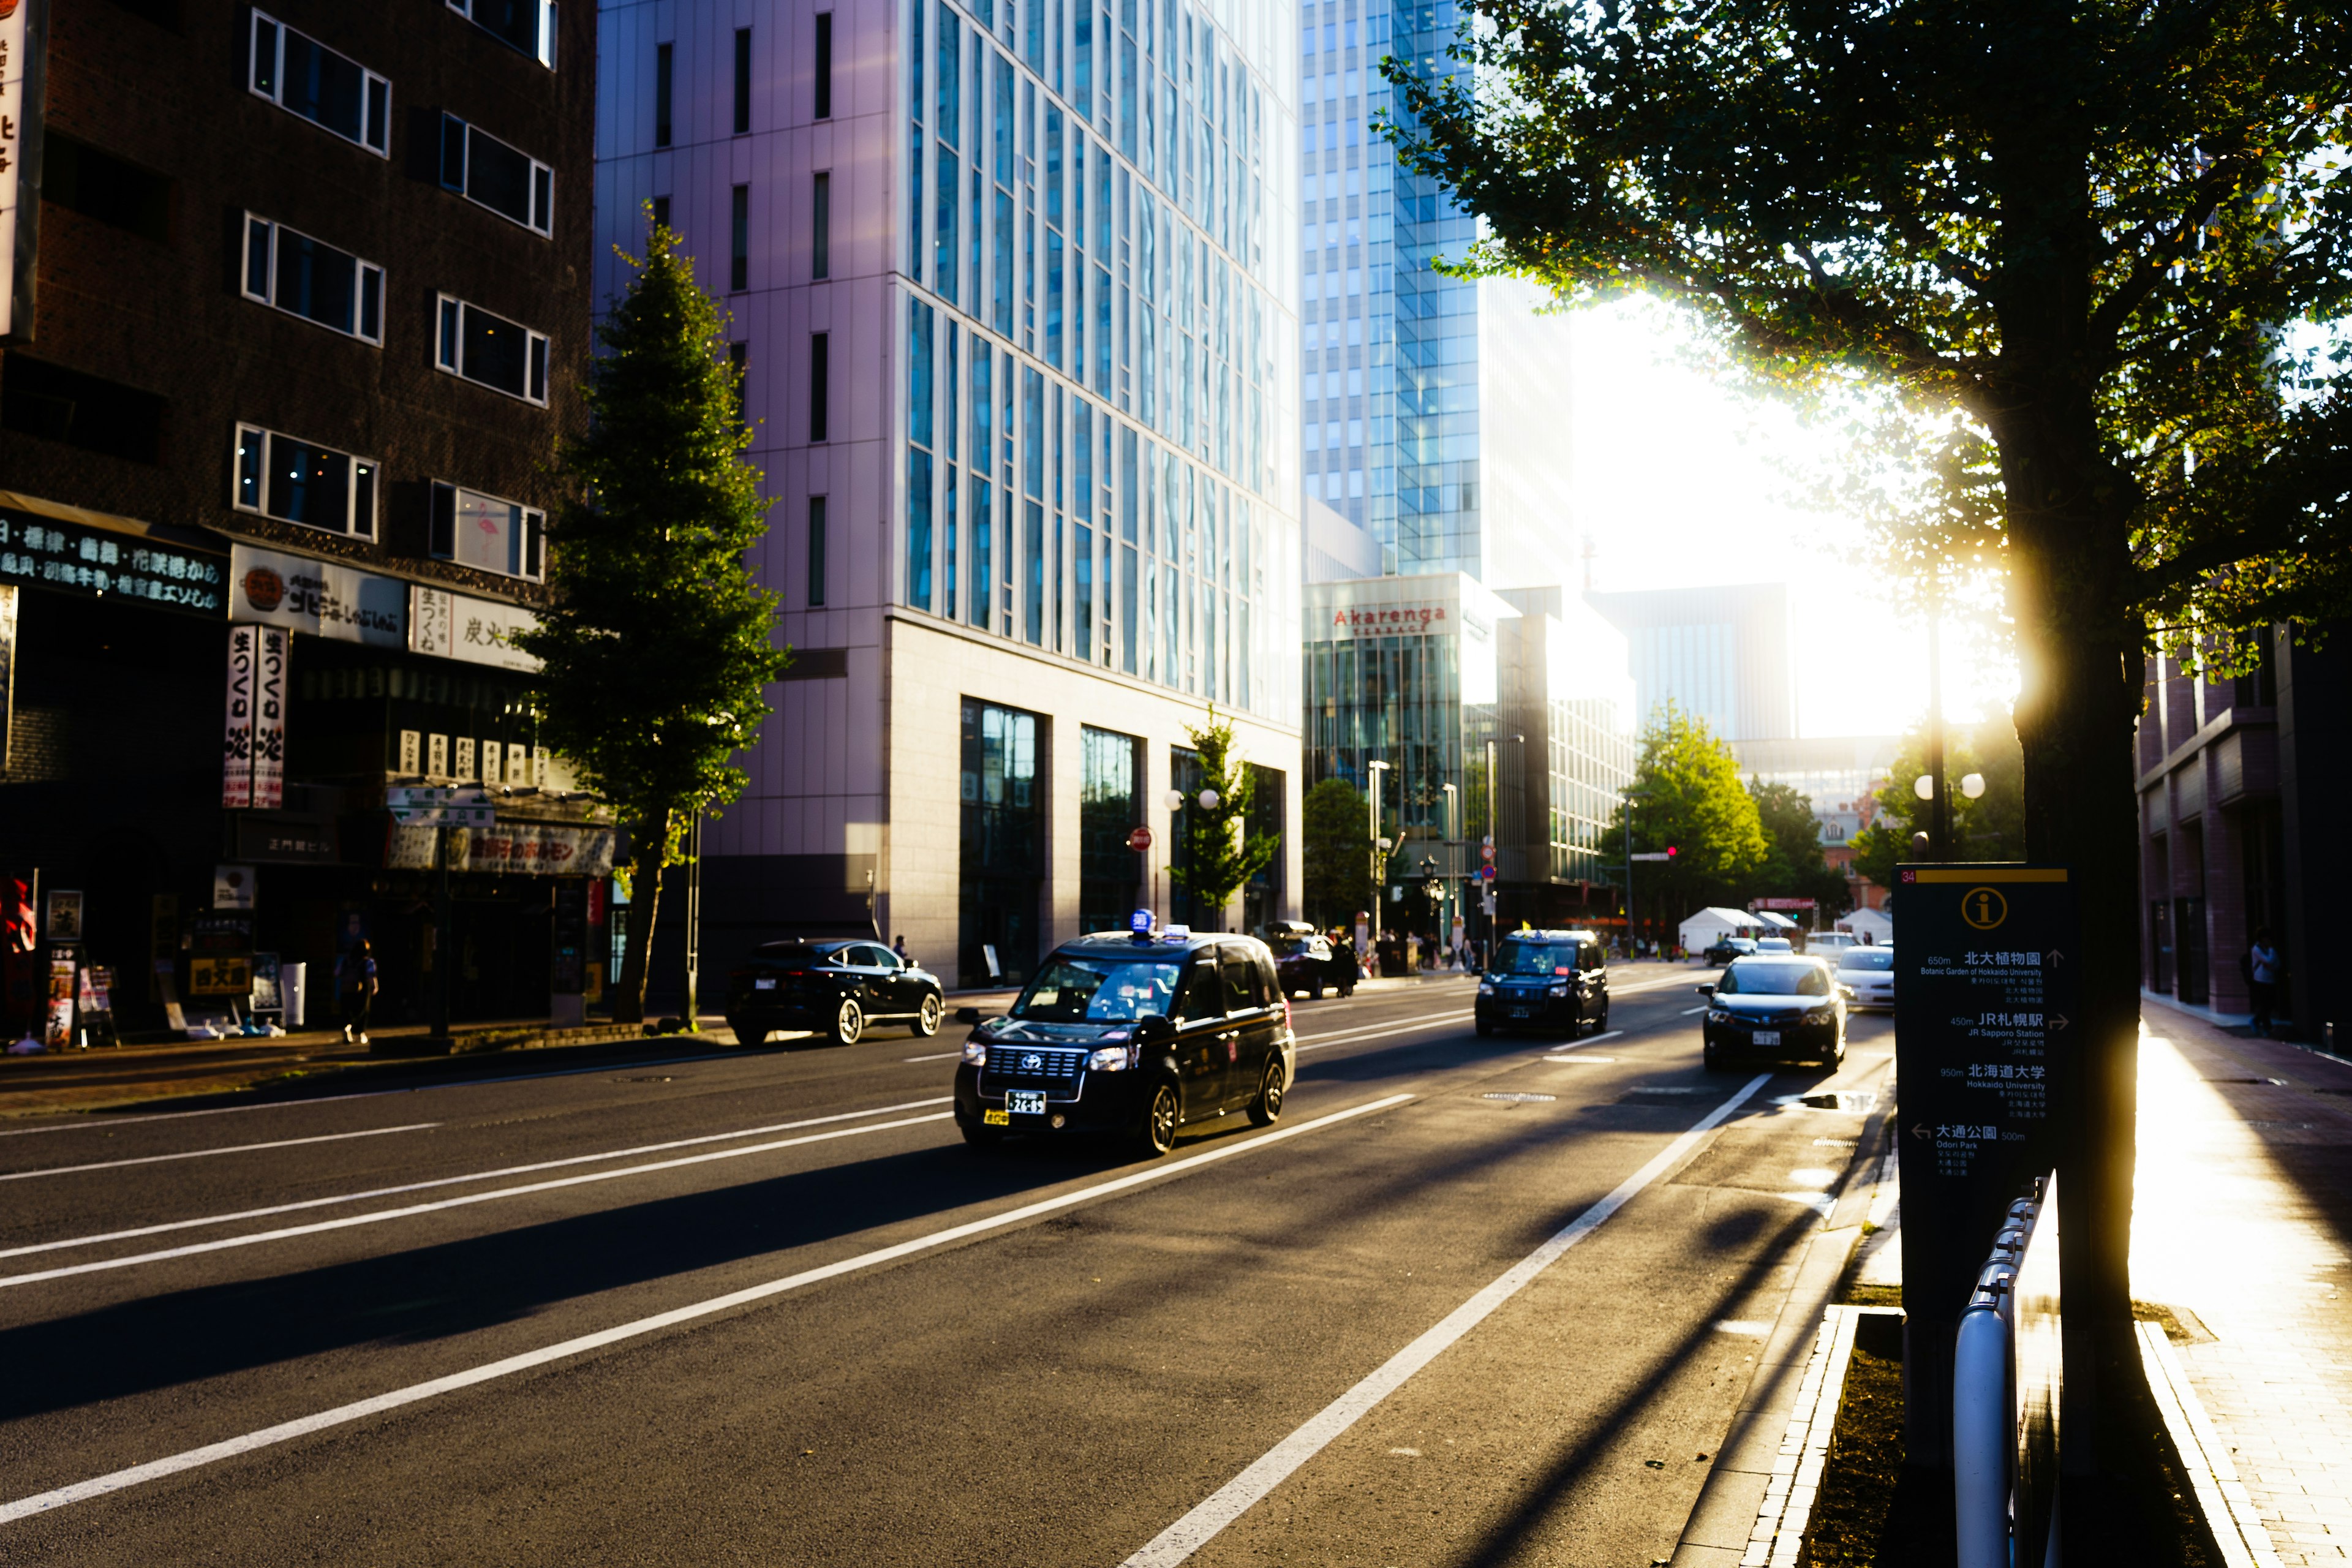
[
  {"left": 2248, "top": 927, "right": 2283, "bottom": 1037},
  {"left": 337, "top": 938, "right": 379, "bottom": 1046},
  {"left": 1329, "top": 929, "right": 1360, "bottom": 997},
  {"left": 892, "top": 933, "right": 910, "bottom": 964}
]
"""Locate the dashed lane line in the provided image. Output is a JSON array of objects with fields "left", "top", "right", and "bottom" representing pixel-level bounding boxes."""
[{"left": 0, "top": 1091, "right": 1414, "bottom": 1526}]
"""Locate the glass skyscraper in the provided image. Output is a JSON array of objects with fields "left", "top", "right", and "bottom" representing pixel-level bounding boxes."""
[{"left": 595, "top": 0, "right": 1303, "bottom": 987}]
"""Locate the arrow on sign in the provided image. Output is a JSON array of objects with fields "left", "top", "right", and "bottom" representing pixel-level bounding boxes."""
[
  {"left": 2050, "top": 1014, "right": 2070, "bottom": 1032},
  {"left": 1910, "top": 1123, "right": 1932, "bottom": 1141},
  {"left": 2046, "top": 949, "right": 2066, "bottom": 967}
]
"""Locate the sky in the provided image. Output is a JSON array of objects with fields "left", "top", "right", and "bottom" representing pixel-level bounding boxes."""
[{"left": 1562, "top": 298, "right": 2018, "bottom": 740}]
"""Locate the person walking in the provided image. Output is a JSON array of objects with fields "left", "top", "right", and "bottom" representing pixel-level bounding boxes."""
[
  {"left": 337, "top": 938, "right": 379, "bottom": 1046},
  {"left": 2248, "top": 928, "right": 2283, "bottom": 1038},
  {"left": 1328, "top": 929, "right": 1360, "bottom": 998}
]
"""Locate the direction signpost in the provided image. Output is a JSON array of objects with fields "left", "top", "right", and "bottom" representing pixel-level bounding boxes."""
[{"left": 1893, "top": 863, "right": 2079, "bottom": 1464}]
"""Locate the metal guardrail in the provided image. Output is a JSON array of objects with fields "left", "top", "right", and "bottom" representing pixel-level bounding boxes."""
[{"left": 1954, "top": 1172, "right": 2063, "bottom": 1568}]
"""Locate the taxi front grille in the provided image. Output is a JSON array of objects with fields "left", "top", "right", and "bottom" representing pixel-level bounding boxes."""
[{"left": 980, "top": 1047, "right": 1085, "bottom": 1092}]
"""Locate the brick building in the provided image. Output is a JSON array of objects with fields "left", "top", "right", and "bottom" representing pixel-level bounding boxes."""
[{"left": 0, "top": 0, "right": 598, "bottom": 1036}]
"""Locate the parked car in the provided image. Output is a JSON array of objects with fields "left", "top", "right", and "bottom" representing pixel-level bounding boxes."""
[
  {"left": 954, "top": 929, "right": 1295, "bottom": 1157},
  {"left": 1835, "top": 944, "right": 1895, "bottom": 1011},
  {"left": 1270, "top": 927, "right": 1344, "bottom": 998},
  {"left": 1698, "top": 955, "right": 1847, "bottom": 1069},
  {"left": 1474, "top": 929, "right": 1610, "bottom": 1037},
  {"left": 726, "top": 938, "right": 945, "bottom": 1047},
  {"left": 1703, "top": 936, "right": 1760, "bottom": 967}
]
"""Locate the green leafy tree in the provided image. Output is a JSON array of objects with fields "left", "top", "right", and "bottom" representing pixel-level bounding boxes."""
[
  {"left": 1609, "top": 704, "right": 1771, "bottom": 932},
  {"left": 1167, "top": 707, "right": 1280, "bottom": 931},
  {"left": 1744, "top": 779, "right": 1852, "bottom": 919},
  {"left": 1302, "top": 778, "right": 1373, "bottom": 928},
  {"left": 1384, "top": 1, "right": 2352, "bottom": 1457},
  {"left": 517, "top": 218, "right": 789, "bottom": 1023},
  {"left": 1853, "top": 720, "right": 2029, "bottom": 889}
]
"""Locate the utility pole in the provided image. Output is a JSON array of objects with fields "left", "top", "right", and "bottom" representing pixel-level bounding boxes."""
[
  {"left": 1924, "top": 606, "right": 1952, "bottom": 861},
  {"left": 1366, "top": 760, "right": 1389, "bottom": 944},
  {"left": 682, "top": 809, "right": 702, "bottom": 1033}
]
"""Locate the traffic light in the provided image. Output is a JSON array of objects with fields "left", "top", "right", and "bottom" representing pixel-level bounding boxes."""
[{"left": 1667, "top": 845, "right": 1678, "bottom": 859}]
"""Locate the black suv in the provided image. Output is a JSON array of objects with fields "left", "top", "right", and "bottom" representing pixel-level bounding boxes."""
[
  {"left": 725, "top": 939, "right": 945, "bottom": 1046},
  {"left": 953, "top": 929, "right": 1295, "bottom": 1157},
  {"left": 1475, "top": 929, "right": 1611, "bottom": 1036}
]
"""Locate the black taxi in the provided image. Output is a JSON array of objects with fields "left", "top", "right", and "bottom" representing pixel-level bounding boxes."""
[
  {"left": 1474, "top": 929, "right": 1611, "bottom": 1037},
  {"left": 953, "top": 925, "right": 1295, "bottom": 1157}
]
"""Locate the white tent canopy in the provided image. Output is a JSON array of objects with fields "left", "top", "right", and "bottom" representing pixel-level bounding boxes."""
[
  {"left": 1836, "top": 906, "right": 1895, "bottom": 945},
  {"left": 1752, "top": 910, "right": 1801, "bottom": 932},
  {"left": 1680, "top": 906, "right": 1766, "bottom": 952}
]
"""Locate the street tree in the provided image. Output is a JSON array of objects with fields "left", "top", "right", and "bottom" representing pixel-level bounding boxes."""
[
  {"left": 1167, "top": 708, "right": 1280, "bottom": 932},
  {"left": 517, "top": 217, "right": 789, "bottom": 1022},
  {"left": 1385, "top": 0, "right": 2352, "bottom": 1498},
  {"left": 1611, "top": 704, "right": 1770, "bottom": 934},
  {"left": 1743, "top": 779, "right": 1852, "bottom": 918},
  {"left": 1302, "top": 778, "right": 1373, "bottom": 928}
]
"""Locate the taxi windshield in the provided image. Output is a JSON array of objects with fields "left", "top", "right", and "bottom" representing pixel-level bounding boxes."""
[
  {"left": 1493, "top": 941, "right": 1578, "bottom": 976},
  {"left": 1717, "top": 962, "right": 1831, "bottom": 997},
  {"left": 1012, "top": 957, "right": 1183, "bottom": 1022},
  {"left": 1838, "top": 949, "right": 1894, "bottom": 972}
]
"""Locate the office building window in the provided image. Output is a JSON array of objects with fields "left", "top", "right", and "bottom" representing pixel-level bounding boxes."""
[
  {"left": 730, "top": 184, "right": 750, "bottom": 290},
  {"left": 439, "top": 116, "right": 554, "bottom": 235},
  {"left": 241, "top": 215, "right": 383, "bottom": 344},
  {"left": 809, "top": 332, "right": 830, "bottom": 442},
  {"left": 651, "top": 195, "right": 670, "bottom": 231},
  {"left": 733, "top": 28, "right": 752, "bottom": 134},
  {"left": 814, "top": 13, "right": 833, "bottom": 118},
  {"left": 435, "top": 295, "right": 550, "bottom": 404},
  {"left": 446, "top": 0, "right": 556, "bottom": 67},
  {"left": 233, "top": 424, "right": 378, "bottom": 538},
  {"left": 812, "top": 171, "right": 831, "bottom": 279},
  {"left": 248, "top": 12, "right": 390, "bottom": 156},
  {"left": 430, "top": 481, "right": 546, "bottom": 581},
  {"left": 807, "top": 496, "right": 828, "bottom": 606},
  {"left": 654, "top": 41, "right": 674, "bottom": 146},
  {"left": 42, "top": 135, "right": 172, "bottom": 244}
]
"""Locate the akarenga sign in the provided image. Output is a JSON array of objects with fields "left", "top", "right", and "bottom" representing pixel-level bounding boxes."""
[{"left": 385, "top": 821, "right": 616, "bottom": 876}]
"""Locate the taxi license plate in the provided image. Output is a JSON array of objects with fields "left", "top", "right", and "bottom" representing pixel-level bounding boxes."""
[
  {"left": 1509, "top": 1007, "right": 1533, "bottom": 1019},
  {"left": 982, "top": 1109, "right": 1010, "bottom": 1126},
  {"left": 1006, "top": 1090, "right": 1047, "bottom": 1116},
  {"left": 754, "top": 978, "right": 776, "bottom": 990},
  {"left": 1752, "top": 1030, "right": 1781, "bottom": 1046}
]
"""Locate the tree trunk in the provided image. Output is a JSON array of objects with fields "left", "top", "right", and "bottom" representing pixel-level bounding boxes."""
[{"left": 612, "top": 810, "right": 670, "bottom": 1025}]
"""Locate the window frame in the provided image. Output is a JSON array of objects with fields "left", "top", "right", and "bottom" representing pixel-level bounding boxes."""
[
  {"left": 444, "top": 0, "right": 559, "bottom": 68},
  {"left": 439, "top": 113, "right": 556, "bottom": 236},
  {"left": 247, "top": 11, "right": 392, "bottom": 157},
  {"left": 429, "top": 479, "right": 548, "bottom": 582},
  {"left": 241, "top": 213, "right": 385, "bottom": 345},
  {"left": 434, "top": 293, "right": 551, "bottom": 406},
  {"left": 232, "top": 423, "right": 381, "bottom": 541}
]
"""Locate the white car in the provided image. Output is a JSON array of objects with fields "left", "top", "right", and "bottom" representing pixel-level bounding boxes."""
[
  {"left": 1836, "top": 946, "right": 1895, "bottom": 1011},
  {"left": 1808, "top": 932, "right": 1862, "bottom": 957},
  {"left": 1755, "top": 937, "right": 1796, "bottom": 954}
]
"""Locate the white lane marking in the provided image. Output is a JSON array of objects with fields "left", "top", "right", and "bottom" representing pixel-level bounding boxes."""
[
  {"left": 0, "top": 1092, "right": 1414, "bottom": 1525},
  {"left": 1575, "top": 1031, "right": 1624, "bottom": 1047},
  {"left": 1116, "top": 1074, "right": 1772, "bottom": 1568},
  {"left": 903, "top": 1052, "right": 963, "bottom": 1062},
  {"left": 0, "top": 1114, "right": 954, "bottom": 1289},
  {"left": 0, "top": 1124, "right": 437, "bottom": 1183},
  {"left": 0, "top": 1098, "right": 955, "bottom": 1264},
  {"left": 1540, "top": 1056, "right": 1616, "bottom": 1065},
  {"left": 1681, "top": 1006, "right": 1709, "bottom": 1016},
  {"left": 1294, "top": 1012, "right": 1472, "bottom": 1047}
]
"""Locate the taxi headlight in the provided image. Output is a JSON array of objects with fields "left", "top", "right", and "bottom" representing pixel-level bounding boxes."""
[
  {"left": 1547, "top": 983, "right": 1569, "bottom": 997},
  {"left": 1806, "top": 1006, "right": 1836, "bottom": 1024},
  {"left": 1707, "top": 1008, "right": 1735, "bottom": 1025},
  {"left": 1477, "top": 981, "right": 1496, "bottom": 996},
  {"left": 960, "top": 1040, "right": 988, "bottom": 1066},
  {"left": 1088, "top": 1045, "right": 1136, "bottom": 1072}
]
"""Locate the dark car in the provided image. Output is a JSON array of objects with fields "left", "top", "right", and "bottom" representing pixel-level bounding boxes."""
[
  {"left": 1474, "top": 929, "right": 1610, "bottom": 1037},
  {"left": 953, "top": 928, "right": 1295, "bottom": 1157},
  {"left": 1271, "top": 928, "right": 1344, "bottom": 998},
  {"left": 1698, "top": 955, "right": 1847, "bottom": 1070},
  {"left": 1703, "top": 936, "right": 1760, "bottom": 966},
  {"left": 725, "top": 938, "right": 945, "bottom": 1047}
]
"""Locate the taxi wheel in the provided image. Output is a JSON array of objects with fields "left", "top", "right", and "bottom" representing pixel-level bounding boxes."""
[
  {"left": 1134, "top": 1082, "right": 1180, "bottom": 1158},
  {"left": 830, "top": 997, "right": 865, "bottom": 1046},
  {"left": 1246, "top": 1057, "right": 1286, "bottom": 1126},
  {"left": 1703, "top": 1044, "right": 1732, "bottom": 1072},
  {"left": 913, "top": 994, "right": 944, "bottom": 1037},
  {"left": 1310, "top": 979, "right": 1325, "bottom": 1000},
  {"left": 960, "top": 1118, "right": 1005, "bottom": 1150},
  {"left": 1476, "top": 1019, "right": 1494, "bottom": 1038},
  {"left": 1588, "top": 1000, "right": 1610, "bottom": 1034},
  {"left": 729, "top": 1018, "right": 766, "bottom": 1048}
]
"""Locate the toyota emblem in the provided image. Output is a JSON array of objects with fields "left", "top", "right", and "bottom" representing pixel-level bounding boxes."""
[{"left": 1021, "top": 1053, "right": 1042, "bottom": 1071}]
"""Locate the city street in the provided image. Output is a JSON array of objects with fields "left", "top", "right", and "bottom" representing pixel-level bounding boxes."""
[{"left": 0, "top": 968, "right": 1891, "bottom": 1566}]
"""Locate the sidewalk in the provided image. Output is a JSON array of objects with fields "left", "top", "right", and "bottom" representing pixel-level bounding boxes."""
[{"left": 2133, "top": 997, "right": 2352, "bottom": 1566}]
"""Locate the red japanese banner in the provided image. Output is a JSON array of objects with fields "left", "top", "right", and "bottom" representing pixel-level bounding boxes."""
[{"left": 222, "top": 626, "right": 255, "bottom": 809}]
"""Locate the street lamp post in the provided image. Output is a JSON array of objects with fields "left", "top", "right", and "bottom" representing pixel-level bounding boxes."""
[
  {"left": 1161, "top": 788, "right": 1185, "bottom": 922},
  {"left": 1365, "top": 760, "right": 1389, "bottom": 944},
  {"left": 1440, "top": 782, "right": 1458, "bottom": 955}
]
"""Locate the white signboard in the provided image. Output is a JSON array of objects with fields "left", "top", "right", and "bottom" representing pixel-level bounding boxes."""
[
  {"left": 0, "top": 0, "right": 40, "bottom": 340},
  {"left": 410, "top": 584, "right": 541, "bottom": 671},
  {"left": 230, "top": 543, "right": 404, "bottom": 648}
]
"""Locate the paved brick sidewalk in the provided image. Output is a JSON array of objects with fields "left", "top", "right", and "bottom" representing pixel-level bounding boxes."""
[{"left": 2136, "top": 997, "right": 2352, "bottom": 1566}]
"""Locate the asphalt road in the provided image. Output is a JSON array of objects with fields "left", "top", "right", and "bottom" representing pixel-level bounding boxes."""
[{"left": 0, "top": 965, "right": 1894, "bottom": 1566}]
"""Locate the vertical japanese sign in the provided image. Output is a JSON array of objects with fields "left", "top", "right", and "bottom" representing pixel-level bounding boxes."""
[
  {"left": 251, "top": 624, "right": 288, "bottom": 808},
  {"left": 0, "top": 584, "right": 16, "bottom": 774},
  {"left": 0, "top": 0, "right": 47, "bottom": 341},
  {"left": 1893, "top": 864, "right": 2079, "bottom": 1446},
  {"left": 222, "top": 625, "right": 255, "bottom": 808}
]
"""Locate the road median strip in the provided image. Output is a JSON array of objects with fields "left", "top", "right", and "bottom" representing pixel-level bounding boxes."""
[{"left": 0, "top": 1091, "right": 1414, "bottom": 1525}]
